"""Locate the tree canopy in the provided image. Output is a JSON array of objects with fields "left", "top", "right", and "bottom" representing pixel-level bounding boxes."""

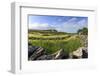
[{"left": 77, "top": 27, "right": 88, "bottom": 35}]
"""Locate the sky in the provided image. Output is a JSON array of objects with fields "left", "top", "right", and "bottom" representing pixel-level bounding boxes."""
[{"left": 28, "top": 15, "right": 88, "bottom": 33}]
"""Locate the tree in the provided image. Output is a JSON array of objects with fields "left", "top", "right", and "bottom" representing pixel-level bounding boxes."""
[
  {"left": 77, "top": 29, "right": 82, "bottom": 34},
  {"left": 77, "top": 27, "right": 88, "bottom": 35}
]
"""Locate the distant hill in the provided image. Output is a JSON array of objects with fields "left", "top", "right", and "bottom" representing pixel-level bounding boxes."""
[
  {"left": 29, "top": 29, "right": 67, "bottom": 34},
  {"left": 29, "top": 29, "right": 57, "bottom": 32}
]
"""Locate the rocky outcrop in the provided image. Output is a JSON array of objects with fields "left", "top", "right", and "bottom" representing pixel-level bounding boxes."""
[
  {"left": 52, "top": 49, "right": 69, "bottom": 59},
  {"left": 29, "top": 47, "right": 45, "bottom": 60},
  {"left": 28, "top": 47, "right": 70, "bottom": 60},
  {"left": 69, "top": 47, "right": 88, "bottom": 59},
  {"left": 72, "top": 47, "right": 83, "bottom": 58},
  {"left": 28, "top": 46, "right": 88, "bottom": 60},
  {"left": 79, "top": 35, "right": 88, "bottom": 47},
  {"left": 36, "top": 55, "right": 53, "bottom": 60},
  {"left": 28, "top": 46, "right": 39, "bottom": 57},
  {"left": 82, "top": 47, "right": 88, "bottom": 58}
]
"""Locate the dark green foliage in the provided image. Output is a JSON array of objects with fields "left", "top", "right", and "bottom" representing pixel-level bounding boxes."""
[{"left": 77, "top": 27, "right": 88, "bottom": 35}]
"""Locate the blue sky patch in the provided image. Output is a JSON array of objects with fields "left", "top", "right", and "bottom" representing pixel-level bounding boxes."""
[{"left": 28, "top": 15, "right": 88, "bottom": 33}]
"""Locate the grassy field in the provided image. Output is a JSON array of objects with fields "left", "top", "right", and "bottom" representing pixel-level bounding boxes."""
[{"left": 28, "top": 30, "right": 82, "bottom": 55}]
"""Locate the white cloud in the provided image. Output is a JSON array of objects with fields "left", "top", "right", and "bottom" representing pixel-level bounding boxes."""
[
  {"left": 55, "top": 18, "right": 87, "bottom": 33},
  {"left": 77, "top": 19, "right": 87, "bottom": 27},
  {"left": 67, "top": 17, "right": 77, "bottom": 22},
  {"left": 29, "top": 23, "right": 50, "bottom": 30}
]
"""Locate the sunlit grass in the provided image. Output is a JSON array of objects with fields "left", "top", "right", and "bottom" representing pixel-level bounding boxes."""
[{"left": 29, "top": 36, "right": 82, "bottom": 54}]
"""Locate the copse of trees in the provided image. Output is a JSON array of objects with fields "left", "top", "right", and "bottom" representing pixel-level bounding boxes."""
[{"left": 77, "top": 27, "right": 88, "bottom": 35}]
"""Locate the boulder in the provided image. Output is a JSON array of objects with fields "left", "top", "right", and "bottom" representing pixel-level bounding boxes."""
[
  {"left": 71, "top": 47, "right": 88, "bottom": 59},
  {"left": 36, "top": 55, "right": 53, "bottom": 60},
  {"left": 28, "top": 46, "right": 39, "bottom": 57},
  {"left": 53, "top": 49, "right": 69, "bottom": 59},
  {"left": 72, "top": 47, "right": 83, "bottom": 59},
  {"left": 82, "top": 47, "right": 88, "bottom": 58},
  {"left": 36, "top": 49, "right": 69, "bottom": 60},
  {"left": 29, "top": 47, "right": 45, "bottom": 60}
]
